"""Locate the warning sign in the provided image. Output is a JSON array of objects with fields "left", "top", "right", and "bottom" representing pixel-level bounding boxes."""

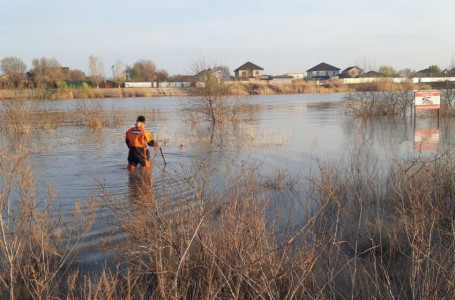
[{"left": 414, "top": 90, "right": 440, "bottom": 110}]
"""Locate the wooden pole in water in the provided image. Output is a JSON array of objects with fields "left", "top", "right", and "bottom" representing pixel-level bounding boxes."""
[{"left": 159, "top": 147, "right": 167, "bottom": 166}]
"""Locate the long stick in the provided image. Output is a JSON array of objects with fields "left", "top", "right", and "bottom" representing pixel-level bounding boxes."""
[{"left": 159, "top": 147, "right": 167, "bottom": 165}]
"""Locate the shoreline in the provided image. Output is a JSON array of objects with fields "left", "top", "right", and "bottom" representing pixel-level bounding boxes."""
[{"left": 0, "top": 80, "right": 436, "bottom": 100}]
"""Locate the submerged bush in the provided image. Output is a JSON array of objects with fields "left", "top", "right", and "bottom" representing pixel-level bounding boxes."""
[
  {"left": 74, "top": 99, "right": 121, "bottom": 128},
  {"left": 343, "top": 89, "right": 415, "bottom": 117}
]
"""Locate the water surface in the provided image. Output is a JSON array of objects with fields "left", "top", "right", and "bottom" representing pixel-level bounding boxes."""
[{"left": 1, "top": 93, "right": 448, "bottom": 264}]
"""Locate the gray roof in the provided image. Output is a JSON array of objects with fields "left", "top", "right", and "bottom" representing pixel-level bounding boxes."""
[
  {"left": 341, "top": 66, "right": 363, "bottom": 73},
  {"left": 417, "top": 68, "right": 435, "bottom": 74},
  {"left": 307, "top": 62, "right": 340, "bottom": 72},
  {"left": 234, "top": 62, "right": 264, "bottom": 72},
  {"left": 359, "top": 71, "right": 381, "bottom": 78}
]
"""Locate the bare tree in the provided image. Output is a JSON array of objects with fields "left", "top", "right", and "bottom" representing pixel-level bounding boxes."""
[
  {"left": 130, "top": 59, "right": 156, "bottom": 82},
  {"left": 31, "top": 57, "right": 64, "bottom": 88},
  {"left": 154, "top": 69, "right": 169, "bottom": 82},
  {"left": 181, "top": 57, "right": 245, "bottom": 125},
  {"left": 354, "top": 57, "right": 377, "bottom": 72},
  {"left": 1, "top": 57, "right": 27, "bottom": 88},
  {"left": 111, "top": 60, "right": 126, "bottom": 88},
  {"left": 88, "top": 56, "right": 104, "bottom": 88},
  {"left": 1, "top": 57, "right": 26, "bottom": 74},
  {"left": 69, "top": 69, "right": 86, "bottom": 81},
  {"left": 441, "top": 81, "right": 455, "bottom": 109},
  {"left": 378, "top": 65, "right": 397, "bottom": 77},
  {"left": 398, "top": 68, "right": 415, "bottom": 78}
]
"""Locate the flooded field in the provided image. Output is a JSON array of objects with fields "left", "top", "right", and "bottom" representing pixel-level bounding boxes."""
[
  {"left": 0, "top": 94, "right": 445, "bottom": 250},
  {"left": 1, "top": 93, "right": 454, "bottom": 298}
]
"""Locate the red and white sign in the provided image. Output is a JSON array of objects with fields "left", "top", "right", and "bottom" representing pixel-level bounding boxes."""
[
  {"left": 414, "top": 90, "right": 440, "bottom": 110},
  {"left": 413, "top": 128, "right": 439, "bottom": 152}
]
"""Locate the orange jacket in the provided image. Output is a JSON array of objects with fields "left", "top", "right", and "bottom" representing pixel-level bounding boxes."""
[{"left": 125, "top": 121, "right": 154, "bottom": 148}]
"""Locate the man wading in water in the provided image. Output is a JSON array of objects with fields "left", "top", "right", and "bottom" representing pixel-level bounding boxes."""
[{"left": 125, "top": 115, "right": 161, "bottom": 170}]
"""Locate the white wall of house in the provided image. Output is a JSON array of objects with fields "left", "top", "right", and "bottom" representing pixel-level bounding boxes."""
[
  {"left": 235, "top": 69, "right": 263, "bottom": 78},
  {"left": 308, "top": 70, "right": 339, "bottom": 78}
]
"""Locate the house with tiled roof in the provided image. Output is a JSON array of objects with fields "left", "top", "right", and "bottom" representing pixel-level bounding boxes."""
[
  {"left": 234, "top": 62, "right": 264, "bottom": 79},
  {"left": 306, "top": 62, "right": 340, "bottom": 80},
  {"left": 340, "top": 66, "right": 364, "bottom": 78}
]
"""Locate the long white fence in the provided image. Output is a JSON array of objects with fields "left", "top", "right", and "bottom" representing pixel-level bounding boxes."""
[
  {"left": 125, "top": 82, "right": 191, "bottom": 88},
  {"left": 341, "top": 77, "right": 455, "bottom": 84}
]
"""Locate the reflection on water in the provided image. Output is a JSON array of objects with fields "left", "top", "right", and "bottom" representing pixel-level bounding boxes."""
[
  {"left": 2, "top": 93, "right": 454, "bottom": 264},
  {"left": 128, "top": 168, "right": 155, "bottom": 206}
]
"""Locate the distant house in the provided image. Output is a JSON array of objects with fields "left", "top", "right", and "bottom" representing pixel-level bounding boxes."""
[
  {"left": 234, "top": 62, "right": 264, "bottom": 79},
  {"left": 415, "top": 68, "right": 437, "bottom": 77},
  {"left": 340, "top": 66, "right": 364, "bottom": 78},
  {"left": 306, "top": 63, "right": 340, "bottom": 80},
  {"left": 360, "top": 71, "right": 381, "bottom": 78}
]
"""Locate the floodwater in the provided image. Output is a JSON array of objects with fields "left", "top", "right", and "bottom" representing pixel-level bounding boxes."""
[{"left": 0, "top": 93, "right": 448, "bottom": 266}]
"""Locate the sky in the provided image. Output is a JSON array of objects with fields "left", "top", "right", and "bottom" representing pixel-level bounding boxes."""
[{"left": 1, "top": 0, "right": 455, "bottom": 77}]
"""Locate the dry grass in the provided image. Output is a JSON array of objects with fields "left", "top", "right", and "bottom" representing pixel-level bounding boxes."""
[
  {"left": 306, "top": 147, "right": 455, "bottom": 299},
  {"left": 97, "top": 162, "right": 320, "bottom": 299},
  {"left": 0, "top": 98, "right": 122, "bottom": 133},
  {"left": 229, "top": 80, "right": 353, "bottom": 96},
  {"left": 0, "top": 100, "right": 68, "bottom": 133},
  {"left": 0, "top": 148, "right": 96, "bottom": 300},
  {"left": 93, "top": 144, "right": 455, "bottom": 299},
  {"left": 3, "top": 139, "right": 455, "bottom": 299}
]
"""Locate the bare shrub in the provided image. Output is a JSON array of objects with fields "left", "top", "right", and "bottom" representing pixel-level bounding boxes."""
[
  {"left": 308, "top": 147, "right": 455, "bottom": 299},
  {"left": 0, "top": 100, "right": 66, "bottom": 133},
  {"left": 97, "top": 161, "right": 322, "bottom": 299},
  {"left": 181, "top": 59, "right": 248, "bottom": 124},
  {"left": 0, "top": 100, "right": 33, "bottom": 133},
  {"left": 0, "top": 148, "right": 96, "bottom": 300},
  {"left": 343, "top": 87, "right": 415, "bottom": 117},
  {"left": 74, "top": 99, "right": 121, "bottom": 128}
]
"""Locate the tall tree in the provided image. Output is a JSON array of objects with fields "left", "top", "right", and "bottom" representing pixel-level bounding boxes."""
[
  {"left": 130, "top": 59, "right": 156, "bottom": 82},
  {"left": 378, "top": 65, "right": 397, "bottom": 77},
  {"left": 1, "top": 57, "right": 27, "bottom": 88},
  {"left": 398, "top": 68, "right": 415, "bottom": 78},
  {"left": 428, "top": 65, "right": 441, "bottom": 75},
  {"left": 88, "top": 56, "right": 104, "bottom": 88},
  {"left": 69, "top": 69, "right": 86, "bottom": 81},
  {"left": 111, "top": 60, "right": 126, "bottom": 88},
  {"left": 1, "top": 57, "right": 27, "bottom": 74},
  {"left": 154, "top": 69, "right": 169, "bottom": 82},
  {"left": 31, "top": 57, "right": 64, "bottom": 87}
]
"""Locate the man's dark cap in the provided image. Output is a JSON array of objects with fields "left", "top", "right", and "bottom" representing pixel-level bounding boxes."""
[{"left": 137, "top": 115, "right": 145, "bottom": 122}]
